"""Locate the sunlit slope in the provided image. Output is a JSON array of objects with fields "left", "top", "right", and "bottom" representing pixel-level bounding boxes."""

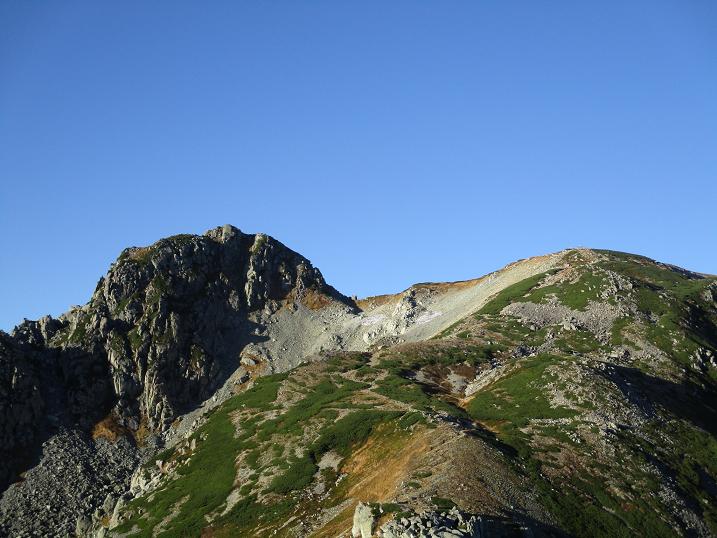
[{"left": 109, "top": 249, "right": 717, "bottom": 537}]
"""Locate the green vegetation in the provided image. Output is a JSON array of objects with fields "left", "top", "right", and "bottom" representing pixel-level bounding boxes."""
[
  {"left": 371, "top": 502, "right": 402, "bottom": 516},
  {"left": 312, "top": 409, "right": 401, "bottom": 457},
  {"left": 397, "top": 411, "right": 425, "bottom": 429},
  {"left": 189, "top": 344, "right": 205, "bottom": 368},
  {"left": 467, "top": 355, "right": 576, "bottom": 455},
  {"left": 478, "top": 267, "right": 607, "bottom": 315},
  {"left": 266, "top": 454, "right": 316, "bottom": 494},
  {"left": 108, "top": 331, "right": 126, "bottom": 355},
  {"left": 599, "top": 254, "right": 712, "bottom": 300},
  {"left": 599, "top": 258, "right": 717, "bottom": 366},
  {"left": 464, "top": 352, "right": 686, "bottom": 536},
  {"left": 164, "top": 234, "right": 195, "bottom": 247},
  {"left": 523, "top": 270, "right": 607, "bottom": 310},
  {"left": 626, "top": 420, "right": 717, "bottom": 533},
  {"left": 68, "top": 314, "right": 90, "bottom": 344},
  {"left": 115, "top": 361, "right": 407, "bottom": 536},
  {"left": 464, "top": 253, "right": 717, "bottom": 536},
  {"left": 239, "top": 372, "right": 288, "bottom": 409},
  {"left": 268, "top": 410, "right": 402, "bottom": 494},
  {"left": 251, "top": 234, "right": 268, "bottom": 253},
  {"left": 255, "top": 377, "right": 367, "bottom": 441},
  {"left": 214, "top": 494, "right": 293, "bottom": 535},
  {"left": 127, "top": 328, "right": 143, "bottom": 351},
  {"left": 554, "top": 329, "right": 602, "bottom": 354},
  {"left": 431, "top": 497, "right": 457, "bottom": 510},
  {"left": 126, "top": 247, "right": 154, "bottom": 265},
  {"left": 412, "top": 470, "right": 432, "bottom": 479},
  {"left": 537, "top": 470, "right": 676, "bottom": 538},
  {"left": 117, "top": 234, "right": 195, "bottom": 267},
  {"left": 113, "top": 293, "right": 136, "bottom": 315},
  {"left": 112, "top": 250, "right": 717, "bottom": 537},
  {"left": 483, "top": 318, "right": 550, "bottom": 348},
  {"left": 477, "top": 272, "right": 553, "bottom": 315},
  {"left": 113, "top": 373, "right": 288, "bottom": 537},
  {"left": 146, "top": 274, "right": 169, "bottom": 305},
  {"left": 610, "top": 316, "right": 633, "bottom": 345},
  {"left": 378, "top": 343, "right": 501, "bottom": 371},
  {"left": 375, "top": 372, "right": 467, "bottom": 419}
]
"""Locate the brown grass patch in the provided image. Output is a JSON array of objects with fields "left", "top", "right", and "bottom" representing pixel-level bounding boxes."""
[
  {"left": 412, "top": 278, "right": 483, "bottom": 293},
  {"left": 356, "top": 278, "right": 483, "bottom": 312},
  {"left": 301, "top": 288, "right": 335, "bottom": 310},
  {"left": 313, "top": 426, "right": 431, "bottom": 537},
  {"left": 127, "top": 246, "right": 152, "bottom": 262},
  {"left": 355, "top": 293, "right": 396, "bottom": 311},
  {"left": 133, "top": 415, "right": 153, "bottom": 446},
  {"left": 92, "top": 413, "right": 130, "bottom": 442},
  {"left": 452, "top": 363, "right": 477, "bottom": 379},
  {"left": 311, "top": 504, "right": 355, "bottom": 538}
]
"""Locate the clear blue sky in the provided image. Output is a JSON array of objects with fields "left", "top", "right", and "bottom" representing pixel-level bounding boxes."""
[{"left": 1, "top": 2, "right": 716, "bottom": 330}]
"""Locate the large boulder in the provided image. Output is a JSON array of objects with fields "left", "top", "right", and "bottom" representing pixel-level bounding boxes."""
[{"left": 352, "top": 502, "right": 375, "bottom": 538}]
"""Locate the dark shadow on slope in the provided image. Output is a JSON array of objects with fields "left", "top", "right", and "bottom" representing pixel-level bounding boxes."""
[
  {"left": 486, "top": 512, "right": 569, "bottom": 538},
  {"left": 598, "top": 364, "right": 717, "bottom": 435},
  {"left": 398, "top": 368, "right": 522, "bottom": 458},
  {"left": 1, "top": 342, "right": 116, "bottom": 492}
]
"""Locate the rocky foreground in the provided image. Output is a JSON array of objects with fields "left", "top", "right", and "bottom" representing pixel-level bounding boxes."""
[{"left": 1, "top": 226, "right": 716, "bottom": 537}]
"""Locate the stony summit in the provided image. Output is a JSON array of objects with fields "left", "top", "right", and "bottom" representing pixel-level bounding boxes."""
[{"left": 1, "top": 225, "right": 716, "bottom": 537}]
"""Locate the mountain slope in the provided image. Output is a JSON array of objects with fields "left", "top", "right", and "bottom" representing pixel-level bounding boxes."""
[
  {"left": 103, "top": 248, "right": 717, "bottom": 537},
  {"left": 0, "top": 225, "right": 353, "bottom": 534},
  {"left": 0, "top": 231, "right": 715, "bottom": 537}
]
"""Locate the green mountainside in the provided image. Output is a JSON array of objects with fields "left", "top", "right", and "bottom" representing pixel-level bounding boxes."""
[{"left": 110, "top": 249, "right": 717, "bottom": 537}]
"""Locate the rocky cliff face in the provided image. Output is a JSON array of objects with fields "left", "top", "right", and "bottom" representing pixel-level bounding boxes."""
[
  {"left": 0, "top": 225, "right": 350, "bottom": 491},
  {"left": 0, "top": 333, "right": 44, "bottom": 489}
]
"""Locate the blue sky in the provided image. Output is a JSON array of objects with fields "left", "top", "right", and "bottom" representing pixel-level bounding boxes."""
[{"left": 1, "top": 1, "right": 716, "bottom": 330}]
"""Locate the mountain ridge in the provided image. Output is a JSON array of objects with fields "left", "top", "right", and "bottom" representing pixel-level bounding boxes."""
[{"left": 1, "top": 227, "right": 715, "bottom": 537}]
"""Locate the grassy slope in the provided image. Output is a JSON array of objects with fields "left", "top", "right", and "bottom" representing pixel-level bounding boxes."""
[
  {"left": 449, "top": 250, "right": 717, "bottom": 536},
  {"left": 114, "top": 354, "right": 430, "bottom": 537},
  {"left": 112, "top": 250, "right": 717, "bottom": 537}
]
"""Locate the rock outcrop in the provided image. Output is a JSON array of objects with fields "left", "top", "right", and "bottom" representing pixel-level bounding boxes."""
[
  {"left": 379, "top": 507, "right": 483, "bottom": 538},
  {"left": 352, "top": 502, "right": 375, "bottom": 538},
  {"left": 0, "top": 333, "right": 43, "bottom": 489},
  {"left": 12, "top": 225, "right": 349, "bottom": 436},
  {"left": 0, "top": 225, "right": 354, "bottom": 534}
]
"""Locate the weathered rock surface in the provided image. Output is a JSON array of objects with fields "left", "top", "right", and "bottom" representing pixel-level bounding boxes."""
[
  {"left": 0, "top": 428, "right": 138, "bottom": 537},
  {"left": 0, "top": 225, "right": 353, "bottom": 535},
  {"left": 352, "top": 502, "right": 375, "bottom": 538},
  {"left": 0, "top": 333, "right": 43, "bottom": 490},
  {"left": 379, "top": 507, "right": 483, "bottom": 538},
  {"left": 11, "top": 225, "right": 349, "bottom": 435}
]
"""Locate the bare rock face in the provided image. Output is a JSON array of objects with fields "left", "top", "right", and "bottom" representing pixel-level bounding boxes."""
[
  {"left": 0, "top": 333, "right": 44, "bottom": 489},
  {"left": 352, "top": 502, "right": 375, "bottom": 538},
  {"left": 4, "top": 225, "right": 349, "bottom": 480},
  {"left": 379, "top": 507, "right": 484, "bottom": 537}
]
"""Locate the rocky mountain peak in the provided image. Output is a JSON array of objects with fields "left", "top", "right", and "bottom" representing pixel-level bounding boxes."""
[
  {"left": 0, "top": 226, "right": 352, "bottom": 492},
  {"left": 93, "top": 224, "right": 343, "bottom": 318}
]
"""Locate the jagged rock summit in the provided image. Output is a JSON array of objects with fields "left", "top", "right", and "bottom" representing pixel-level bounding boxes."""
[
  {"left": 18, "top": 226, "right": 349, "bottom": 424},
  {"left": 1, "top": 227, "right": 716, "bottom": 537},
  {"left": 5, "top": 225, "right": 346, "bottom": 436},
  {"left": 0, "top": 225, "right": 356, "bottom": 533}
]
